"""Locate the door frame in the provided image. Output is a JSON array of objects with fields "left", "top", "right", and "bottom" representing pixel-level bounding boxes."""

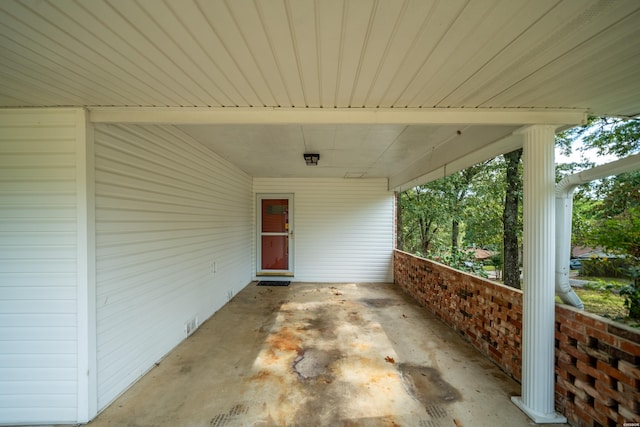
[{"left": 256, "top": 193, "right": 294, "bottom": 277}]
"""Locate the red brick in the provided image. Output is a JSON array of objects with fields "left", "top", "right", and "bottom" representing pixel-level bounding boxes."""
[
  {"left": 556, "top": 367, "right": 571, "bottom": 381},
  {"left": 563, "top": 342, "right": 593, "bottom": 363},
  {"left": 556, "top": 306, "right": 577, "bottom": 321},
  {"left": 577, "top": 313, "right": 606, "bottom": 328},
  {"left": 596, "top": 379, "right": 638, "bottom": 412},
  {"left": 619, "top": 360, "right": 640, "bottom": 380},
  {"left": 585, "top": 326, "right": 620, "bottom": 347},
  {"left": 559, "top": 327, "right": 589, "bottom": 345},
  {"left": 608, "top": 323, "right": 640, "bottom": 343},
  {"left": 558, "top": 376, "right": 589, "bottom": 402},
  {"left": 574, "top": 397, "right": 610, "bottom": 426},
  {"left": 578, "top": 342, "right": 613, "bottom": 364},
  {"left": 566, "top": 403, "right": 590, "bottom": 427},
  {"left": 596, "top": 359, "right": 623, "bottom": 379},
  {"left": 562, "top": 360, "right": 591, "bottom": 382},
  {"left": 557, "top": 349, "right": 574, "bottom": 365},
  {"left": 394, "top": 250, "right": 640, "bottom": 427},
  {"left": 616, "top": 381, "right": 640, "bottom": 410},
  {"left": 561, "top": 319, "right": 587, "bottom": 335},
  {"left": 575, "top": 378, "right": 609, "bottom": 404},
  {"left": 620, "top": 338, "right": 640, "bottom": 357},
  {"left": 619, "top": 405, "right": 639, "bottom": 423},
  {"left": 576, "top": 359, "right": 612, "bottom": 384},
  {"left": 594, "top": 400, "right": 619, "bottom": 423}
]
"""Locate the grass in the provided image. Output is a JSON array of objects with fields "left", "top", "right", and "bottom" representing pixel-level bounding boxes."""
[
  {"left": 569, "top": 289, "right": 627, "bottom": 318},
  {"left": 556, "top": 276, "right": 639, "bottom": 328}
]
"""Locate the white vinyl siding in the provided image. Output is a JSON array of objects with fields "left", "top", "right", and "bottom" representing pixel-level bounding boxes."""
[
  {"left": 94, "top": 124, "right": 252, "bottom": 410},
  {"left": 253, "top": 178, "right": 394, "bottom": 282},
  {"left": 0, "top": 109, "right": 86, "bottom": 425}
]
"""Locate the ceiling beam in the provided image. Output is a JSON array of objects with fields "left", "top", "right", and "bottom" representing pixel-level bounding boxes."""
[{"left": 89, "top": 107, "right": 587, "bottom": 126}]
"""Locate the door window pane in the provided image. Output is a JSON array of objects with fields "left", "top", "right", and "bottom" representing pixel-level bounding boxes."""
[
  {"left": 261, "top": 235, "right": 288, "bottom": 269},
  {"left": 261, "top": 199, "right": 288, "bottom": 233}
]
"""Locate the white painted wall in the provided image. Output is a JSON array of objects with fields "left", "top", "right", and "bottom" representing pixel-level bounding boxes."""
[
  {"left": 0, "top": 112, "right": 392, "bottom": 425},
  {"left": 0, "top": 109, "right": 92, "bottom": 425},
  {"left": 94, "top": 124, "right": 252, "bottom": 410},
  {"left": 253, "top": 178, "right": 394, "bottom": 282}
]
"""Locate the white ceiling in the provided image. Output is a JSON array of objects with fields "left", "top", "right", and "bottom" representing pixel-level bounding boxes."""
[
  {"left": 178, "top": 123, "right": 520, "bottom": 181},
  {"left": 1, "top": 0, "right": 639, "bottom": 189}
]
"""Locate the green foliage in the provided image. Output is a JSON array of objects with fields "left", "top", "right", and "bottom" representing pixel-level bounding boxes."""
[
  {"left": 558, "top": 117, "right": 640, "bottom": 318},
  {"left": 398, "top": 116, "right": 639, "bottom": 309},
  {"left": 399, "top": 164, "right": 492, "bottom": 256},
  {"left": 463, "top": 159, "right": 508, "bottom": 249},
  {"left": 596, "top": 171, "right": 640, "bottom": 217},
  {"left": 582, "top": 204, "right": 640, "bottom": 318},
  {"left": 581, "top": 276, "right": 640, "bottom": 320},
  {"left": 570, "top": 195, "right": 601, "bottom": 248},
  {"left": 580, "top": 117, "right": 640, "bottom": 157},
  {"left": 556, "top": 117, "right": 640, "bottom": 159},
  {"left": 399, "top": 183, "right": 451, "bottom": 255},
  {"left": 434, "top": 248, "right": 488, "bottom": 278},
  {"left": 398, "top": 164, "right": 497, "bottom": 276},
  {"left": 564, "top": 288, "right": 629, "bottom": 323},
  {"left": 489, "top": 252, "right": 503, "bottom": 268},
  {"left": 583, "top": 175, "right": 640, "bottom": 318},
  {"left": 582, "top": 279, "right": 625, "bottom": 294},
  {"left": 620, "top": 282, "right": 640, "bottom": 319},
  {"left": 489, "top": 252, "right": 503, "bottom": 280},
  {"left": 592, "top": 206, "right": 640, "bottom": 258}
]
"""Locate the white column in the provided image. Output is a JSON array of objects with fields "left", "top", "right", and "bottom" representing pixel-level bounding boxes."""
[
  {"left": 511, "top": 125, "right": 567, "bottom": 424},
  {"left": 76, "top": 109, "right": 97, "bottom": 422}
]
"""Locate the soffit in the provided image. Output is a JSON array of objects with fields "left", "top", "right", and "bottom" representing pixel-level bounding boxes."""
[
  {"left": 0, "top": 0, "right": 638, "bottom": 188},
  {"left": 177, "top": 123, "right": 520, "bottom": 182}
]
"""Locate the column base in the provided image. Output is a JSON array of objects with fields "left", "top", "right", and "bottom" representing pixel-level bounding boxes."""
[{"left": 511, "top": 397, "right": 567, "bottom": 424}]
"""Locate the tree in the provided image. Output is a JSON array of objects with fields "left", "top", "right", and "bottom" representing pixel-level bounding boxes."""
[
  {"left": 399, "top": 164, "right": 496, "bottom": 278},
  {"left": 463, "top": 160, "right": 505, "bottom": 249},
  {"left": 569, "top": 194, "right": 600, "bottom": 249},
  {"left": 397, "top": 116, "right": 640, "bottom": 310},
  {"left": 447, "top": 163, "right": 490, "bottom": 252},
  {"left": 503, "top": 148, "right": 523, "bottom": 289},
  {"left": 396, "top": 192, "right": 403, "bottom": 251},
  {"left": 399, "top": 184, "right": 451, "bottom": 256},
  {"left": 558, "top": 117, "right": 640, "bottom": 318},
  {"left": 556, "top": 117, "right": 640, "bottom": 159},
  {"left": 585, "top": 171, "right": 640, "bottom": 318}
]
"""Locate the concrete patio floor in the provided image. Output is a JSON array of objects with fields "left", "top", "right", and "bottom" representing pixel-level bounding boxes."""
[{"left": 86, "top": 282, "right": 568, "bottom": 427}]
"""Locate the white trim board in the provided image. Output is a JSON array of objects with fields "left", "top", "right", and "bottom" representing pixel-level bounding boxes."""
[{"left": 89, "top": 107, "right": 587, "bottom": 126}]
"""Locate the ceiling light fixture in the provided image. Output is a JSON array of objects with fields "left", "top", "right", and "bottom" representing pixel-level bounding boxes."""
[{"left": 303, "top": 153, "right": 320, "bottom": 166}]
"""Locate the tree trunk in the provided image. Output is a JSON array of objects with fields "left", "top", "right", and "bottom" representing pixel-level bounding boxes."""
[
  {"left": 503, "top": 148, "right": 523, "bottom": 289},
  {"left": 630, "top": 298, "right": 640, "bottom": 320},
  {"left": 395, "top": 192, "right": 403, "bottom": 250},
  {"left": 451, "top": 220, "right": 459, "bottom": 252}
]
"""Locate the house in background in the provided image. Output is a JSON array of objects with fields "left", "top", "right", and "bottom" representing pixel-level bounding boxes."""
[{"left": 1, "top": 1, "right": 639, "bottom": 425}]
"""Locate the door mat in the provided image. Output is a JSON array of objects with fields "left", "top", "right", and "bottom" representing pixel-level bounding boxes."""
[{"left": 257, "top": 281, "right": 290, "bottom": 287}]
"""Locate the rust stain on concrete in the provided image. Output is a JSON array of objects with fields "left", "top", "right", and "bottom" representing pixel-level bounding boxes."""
[{"left": 265, "top": 326, "right": 302, "bottom": 353}]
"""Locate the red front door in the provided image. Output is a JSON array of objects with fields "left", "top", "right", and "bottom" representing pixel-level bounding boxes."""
[{"left": 258, "top": 195, "right": 293, "bottom": 275}]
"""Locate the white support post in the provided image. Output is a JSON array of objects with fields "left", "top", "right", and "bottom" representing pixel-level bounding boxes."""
[
  {"left": 76, "top": 109, "right": 97, "bottom": 423},
  {"left": 511, "top": 125, "right": 567, "bottom": 424}
]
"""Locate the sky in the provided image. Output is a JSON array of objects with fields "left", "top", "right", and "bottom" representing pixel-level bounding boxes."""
[{"left": 555, "top": 140, "right": 617, "bottom": 166}]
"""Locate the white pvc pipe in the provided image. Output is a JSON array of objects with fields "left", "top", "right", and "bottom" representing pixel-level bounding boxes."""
[
  {"left": 555, "top": 193, "right": 584, "bottom": 309},
  {"left": 555, "top": 153, "right": 640, "bottom": 309}
]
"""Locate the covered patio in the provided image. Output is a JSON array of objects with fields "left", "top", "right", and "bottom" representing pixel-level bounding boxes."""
[
  {"left": 1, "top": 1, "right": 640, "bottom": 426},
  {"left": 82, "top": 281, "right": 561, "bottom": 427}
]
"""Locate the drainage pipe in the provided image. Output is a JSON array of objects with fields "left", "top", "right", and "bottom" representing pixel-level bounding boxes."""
[{"left": 555, "top": 153, "right": 640, "bottom": 309}]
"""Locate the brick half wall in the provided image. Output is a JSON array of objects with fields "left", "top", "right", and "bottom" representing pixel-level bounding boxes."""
[{"left": 393, "top": 250, "right": 640, "bottom": 427}]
